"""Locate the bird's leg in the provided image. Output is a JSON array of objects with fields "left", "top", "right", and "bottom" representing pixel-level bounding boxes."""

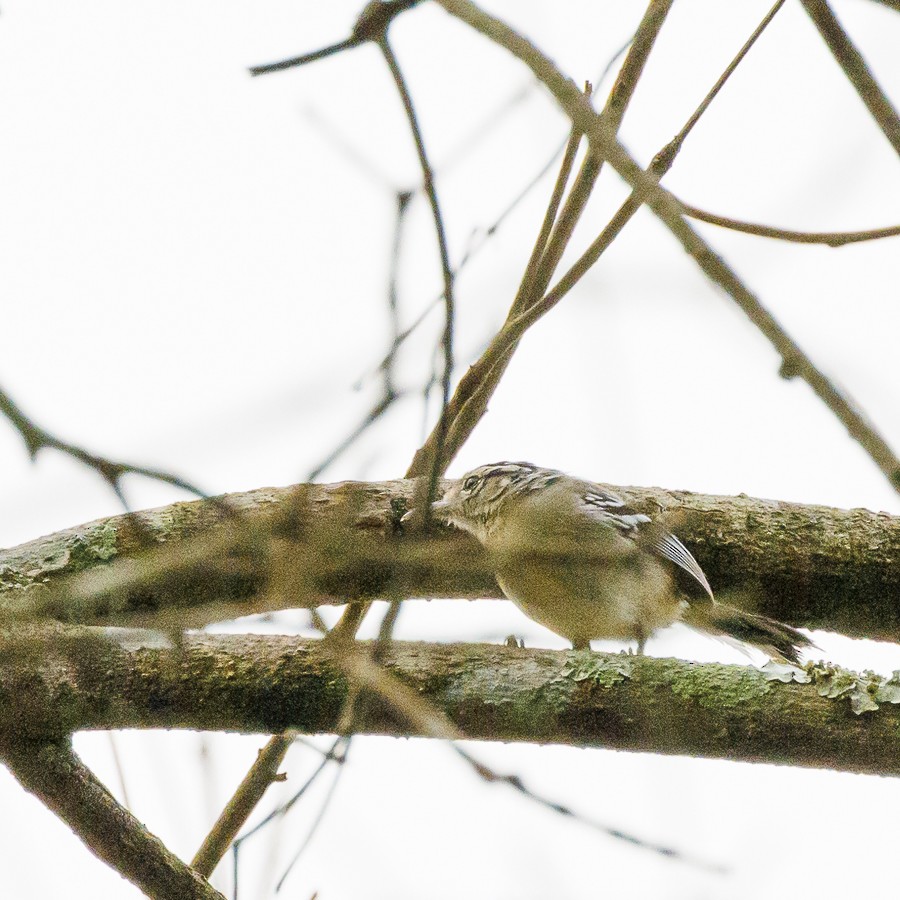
[
  {"left": 635, "top": 627, "right": 647, "bottom": 656},
  {"left": 571, "top": 638, "right": 591, "bottom": 651}
]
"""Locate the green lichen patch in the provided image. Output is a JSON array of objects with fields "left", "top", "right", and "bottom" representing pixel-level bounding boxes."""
[
  {"left": 668, "top": 662, "right": 771, "bottom": 711},
  {"left": 66, "top": 522, "right": 119, "bottom": 569},
  {"left": 559, "top": 650, "right": 633, "bottom": 686}
]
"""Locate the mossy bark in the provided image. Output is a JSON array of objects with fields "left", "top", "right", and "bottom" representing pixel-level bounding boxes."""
[
  {"left": 1, "top": 479, "right": 899, "bottom": 639},
  {"left": 4, "top": 629, "right": 900, "bottom": 777}
]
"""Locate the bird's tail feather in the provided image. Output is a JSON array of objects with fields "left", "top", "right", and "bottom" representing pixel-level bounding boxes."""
[{"left": 684, "top": 603, "right": 812, "bottom": 665}]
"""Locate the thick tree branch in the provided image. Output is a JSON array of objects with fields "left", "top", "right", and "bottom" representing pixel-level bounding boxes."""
[
  {"left": 4, "top": 631, "right": 900, "bottom": 777},
  {"left": 0, "top": 733, "right": 223, "bottom": 900},
  {"left": 2, "top": 479, "right": 899, "bottom": 640}
]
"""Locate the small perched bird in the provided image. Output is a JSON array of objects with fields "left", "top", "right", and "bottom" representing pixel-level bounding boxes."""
[{"left": 433, "top": 462, "right": 811, "bottom": 663}]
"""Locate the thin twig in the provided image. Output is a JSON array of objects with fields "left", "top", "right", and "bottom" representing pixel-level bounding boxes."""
[
  {"left": 230, "top": 739, "right": 349, "bottom": 897},
  {"left": 603, "top": 0, "right": 677, "bottom": 132},
  {"left": 437, "top": 0, "right": 900, "bottom": 492},
  {"left": 306, "top": 390, "right": 399, "bottom": 482},
  {"left": 518, "top": 116, "right": 585, "bottom": 307},
  {"left": 249, "top": 38, "right": 359, "bottom": 75},
  {"left": 799, "top": 0, "right": 900, "bottom": 156},
  {"left": 363, "top": 36, "right": 633, "bottom": 381},
  {"left": 453, "top": 744, "right": 725, "bottom": 873},
  {"left": 377, "top": 37, "right": 456, "bottom": 499},
  {"left": 680, "top": 203, "right": 900, "bottom": 246},
  {"left": 192, "top": 733, "right": 296, "bottom": 879},
  {"left": 248, "top": 1, "right": 423, "bottom": 76},
  {"left": 322, "top": 642, "right": 722, "bottom": 869},
  {"left": 274, "top": 747, "right": 350, "bottom": 892},
  {"left": 107, "top": 732, "right": 133, "bottom": 812},
  {"left": 216, "top": 18, "right": 457, "bottom": 869},
  {"left": 0, "top": 386, "right": 210, "bottom": 504},
  {"left": 330, "top": 34, "right": 459, "bottom": 644},
  {"left": 231, "top": 740, "right": 349, "bottom": 847},
  {"left": 665, "top": 0, "right": 787, "bottom": 163},
  {"left": 527, "top": 0, "right": 673, "bottom": 289},
  {"left": 540, "top": 0, "right": 789, "bottom": 307},
  {"left": 406, "top": 0, "right": 677, "bottom": 481}
]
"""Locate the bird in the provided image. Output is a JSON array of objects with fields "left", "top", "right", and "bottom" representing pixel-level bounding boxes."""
[{"left": 431, "top": 461, "right": 811, "bottom": 663}]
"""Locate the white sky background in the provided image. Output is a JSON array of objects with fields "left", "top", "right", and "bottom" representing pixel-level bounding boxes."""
[{"left": 2, "top": 0, "right": 900, "bottom": 897}]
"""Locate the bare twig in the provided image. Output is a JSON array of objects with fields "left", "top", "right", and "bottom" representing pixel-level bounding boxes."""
[
  {"left": 328, "top": 642, "right": 708, "bottom": 865},
  {"left": 0, "top": 386, "right": 209, "bottom": 505},
  {"left": 229, "top": 739, "right": 349, "bottom": 898},
  {"left": 527, "top": 0, "right": 788, "bottom": 308},
  {"left": 231, "top": 740, "right": 348, "bottom": 848},
  {"left": 192, "top": 733, "right": 296, "bottom": 879},
  {"left": 799, "top": 0, "right": 900, "bottom": 156},
  {"left": 436, "top": 0, "right": 900, "bottom": 493},
  {"left": 680, "top": 203, "right": 900, "bottom": 246},
  {"left": 665, "top": 0, "right": 787, "bottom": 162},
  {"left": 274, "top": 745, "right": 350, "bottom": 892},
  {"left": 248, "top": 1, "right": 423, "bottom": 76},
  {"left": 233, "top": 12, "right": 462, "bottom": 865},
  {"left": 407, "top": 0, "right": 677, "bottom": 482},
  {"left": 453, "top": 744, "right": 724, "bottom": 872},
  {"left": 363, "top": 35, "right": 633, "bottom": 382},
  {"left": 377, "top": 37, "right": 456, "bottom": 505}
]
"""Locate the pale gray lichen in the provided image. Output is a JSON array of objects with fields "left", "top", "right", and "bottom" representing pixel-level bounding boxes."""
[{"left": 793, "top": 662, "right": 900, "bottom": 715}]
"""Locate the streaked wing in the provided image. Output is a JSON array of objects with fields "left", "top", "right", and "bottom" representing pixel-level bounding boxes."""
[
  {"left": 580, "top": 487, "right": 650, "bottom": 533},
  {"left": 580, "top": 485, "right": 713, "bottom": 600},
  {"left": 651, "top": 531, "right": 714, "bottom": 600}
]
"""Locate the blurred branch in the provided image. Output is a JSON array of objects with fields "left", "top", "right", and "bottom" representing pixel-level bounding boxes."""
[
  {"left": 9, "top": 631, "right": 900, "bottom": 778},
  {"left": 323, "top": 637, "right": 714, "bottom": 868},
  {"left": 681, "top": 203, "right": 900, "bottom": 245},
  {"left": 431, "top": 0, "right": 787, "bottom": 438},
  {"left": 435, "top": 0, "right": 900, "bottom": 494},
  {"left": 376, "top": 36, "right": 456, "bottom": 504},
  {"left": 0, "top": 385, "right": 209, "bottom": 505},
  {"left": 248, "top": 0, "right": 422, "bottom": 75},
  {"left": 0, "top": 734, "right": 223, "bottom": 900},
  {"left": 4, "top": 479, "right": 900, "bottom": 640},
  {"left": 541, "top": 0, "right": 786, "bottom": 305},
  {"left": 799, "top": 0, "right": 900, "bottom": 156},
  {"left": 406, "top": 0, "right": 676, "bottom": 481}
]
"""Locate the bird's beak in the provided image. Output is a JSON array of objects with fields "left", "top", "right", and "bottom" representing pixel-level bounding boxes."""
[{"left": 400, "top": 496, "right": 451, "bottom": 526}]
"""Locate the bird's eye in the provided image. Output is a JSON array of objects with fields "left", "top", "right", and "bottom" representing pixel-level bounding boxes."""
[{"left": 462, "top": 475, "right": 480, "bottom": 492}]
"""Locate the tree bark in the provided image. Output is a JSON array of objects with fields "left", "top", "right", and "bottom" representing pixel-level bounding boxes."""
[
  {"left": 4, "top": 628, "right": 900, "bottom": 777},
  {"left": 0, "top": 732, "right": 224, "bottom": 900},
  {"left": 1, "top": 479, "right": 899, "bottom": 640}
]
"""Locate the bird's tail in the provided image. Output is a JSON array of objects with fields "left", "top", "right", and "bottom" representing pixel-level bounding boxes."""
[{"left": 684, "top": 603, "right": 813, "bottom": 665}]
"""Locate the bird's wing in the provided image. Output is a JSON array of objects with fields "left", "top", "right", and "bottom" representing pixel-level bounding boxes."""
[
  {"left": 579, "top": 486, "right": 713, "bottom": 601},
  {"left": 649, "top": 531, "right": 714, "bottom": 600}
]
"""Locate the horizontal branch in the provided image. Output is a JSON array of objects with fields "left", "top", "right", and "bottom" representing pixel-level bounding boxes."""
[
  {"left": 1, "top": 480, "right": 899, "bottom": 641},
  {"left": 5, "top": 630, "right": 900, "bottom": 777}
]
